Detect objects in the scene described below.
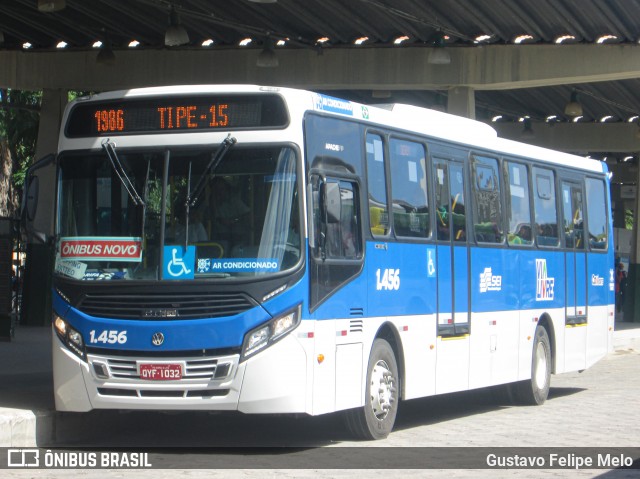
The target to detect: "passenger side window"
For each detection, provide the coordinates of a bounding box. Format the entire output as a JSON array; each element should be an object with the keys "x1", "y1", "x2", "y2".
[
  {"x1": 324, "y1": 180, "x2": 362, "y2": 259},
  {"x1": 472, "y1": 155, "x2": 503, "y2": 243},
  {"x1": 366, "y1": 133, "x2": 389, "y2": 236},
  {"x1": 561, "y1": 182, "x2": 585, "y2": 250},
  {"x1": 390, "y1": 139, "x2": 429, "y2": 238},
  {"x1": 533, "y1": 167, "x2": 559, "y2": 247},
  {"x1": 585, "y1": 178, "x2": 608, "y2": 250},
  {"x1": 433, "y1": 161, "x2": 451, "y2": 241},
  {"x1": 505, "y1": 161, "x2": 532, "y2": 245}
]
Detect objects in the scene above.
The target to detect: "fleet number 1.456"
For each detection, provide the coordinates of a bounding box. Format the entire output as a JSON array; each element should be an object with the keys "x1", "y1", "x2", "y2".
[
  {"x1": 376, "y1": 268, "x2": 400, "y2": 291},
  {"x1": 89, "y1": 330, "x2": 128, "y2": 344}
]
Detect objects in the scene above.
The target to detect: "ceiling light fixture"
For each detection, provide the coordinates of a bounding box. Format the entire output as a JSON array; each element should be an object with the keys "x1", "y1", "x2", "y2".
[
  {"x1": 56, "y1": 41, "x2": 67, "y2": 48},
  {"x1": 521, "y1": 118, "x2": 534, "y2": 139},
  {"x1": 257, "y1": 37, "x2": 278, "y2": 67},
  {"x1": 22, "y1": 42, "x2": 33, "y2": 49},
  {"x1": 92, "y1": 40, "x2": 102, "y2": 48},
  {"x1": 428, "y1": 31, "x2": 450, "y2": 65},
  {"x1": 202, "y1": 39, "x2": 214, "y2": 47},
  {"x1": 514, "y1": 34, "x2": 534, "y2": 44},
  {"x1": 596, "y1": 34, "x2": 618, "y2": 44},
  {"x1": 555, "y1": 35, "x2": 576, "y2": 44},
  {"x1": 38, "y1": 0, "x2": 65, "y2": 12},
  {"x1": 564, "y1": 91, "x2": 583, "y2": 117},
  {"x1": 165, "y1": 6, "x2": 189, "y2": 46},
  {"x1": 316, "y1": 37, "x2": 330, "y2": 44},
  {"x1": 239, "y1": 38, "x2": 252, "y2": 46},
  {"x1": 475, "y1": 34, "x2": 493, "y2": 43},
  {"x1": 354, "y1": 36, "x2": 369, "y2": 45},
  {"x1": 96, "y1": 38, "x2": 115, "y2": 65},
  {"x1": 491, "y1": 115, "x2": 503, "y2": 122},
  {"x1": 394, "y1": 35, "x2": 410, "y2": 45}
]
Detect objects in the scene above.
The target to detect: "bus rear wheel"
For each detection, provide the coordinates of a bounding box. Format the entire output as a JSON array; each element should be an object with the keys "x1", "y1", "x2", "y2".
[
  {"x1": 512, "y1": 326, "x2": 551, "y2": 405},
  {"x1": 344, "y1": 338, "x2": 399, "y2": 440}
]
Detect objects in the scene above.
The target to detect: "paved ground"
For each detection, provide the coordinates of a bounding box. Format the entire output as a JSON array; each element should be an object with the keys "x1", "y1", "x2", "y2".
[{"x1": 1, "y1": 322, "x2": 639, "y2": 478}]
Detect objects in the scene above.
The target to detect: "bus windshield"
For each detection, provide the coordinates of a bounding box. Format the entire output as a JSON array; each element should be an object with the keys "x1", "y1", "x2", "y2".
[{"x1": 55, "y1": 145, "x2": 301, "y2": 281}]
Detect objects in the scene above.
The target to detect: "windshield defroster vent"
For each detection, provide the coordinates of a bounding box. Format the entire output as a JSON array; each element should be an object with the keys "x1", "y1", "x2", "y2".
[{"x1": 77, "y1": 292, "x2": 257, "y2": 320}]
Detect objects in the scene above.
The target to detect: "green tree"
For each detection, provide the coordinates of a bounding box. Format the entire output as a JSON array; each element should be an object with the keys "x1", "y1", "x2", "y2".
[{"x1": 0, "y1": 89, "x2": 41, "y2": 187}]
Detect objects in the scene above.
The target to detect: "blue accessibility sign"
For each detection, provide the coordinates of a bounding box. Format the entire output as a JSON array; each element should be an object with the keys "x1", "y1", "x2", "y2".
[{"x1": 163, "y1": 245, "x2": 195, "y2": 280}]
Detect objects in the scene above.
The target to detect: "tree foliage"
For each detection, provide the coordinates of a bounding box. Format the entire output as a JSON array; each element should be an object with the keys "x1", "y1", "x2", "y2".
[{"x1": 0, "y1": 89, "x2": 41, "y2": 187}]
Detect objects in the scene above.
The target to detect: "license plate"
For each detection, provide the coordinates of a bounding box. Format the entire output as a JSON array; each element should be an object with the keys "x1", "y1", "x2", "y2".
[{"x1": 139, "y1": 363, "x2": 182, "y2": 380}]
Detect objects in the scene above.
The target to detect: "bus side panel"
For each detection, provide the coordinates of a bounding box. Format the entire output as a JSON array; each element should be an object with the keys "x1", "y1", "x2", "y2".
[
  {"x1": 518, "y1": 250, "x2": 566, "y2": 376},
  {"x1": 469, "y1": 247, "x2": 520, "y2": 389},
  {"x1": 366, "y1": 242, "x2": 438, "y2": 400},
  {"x1": 585, "y1": 252, "x2": 613, "y2": 368}
]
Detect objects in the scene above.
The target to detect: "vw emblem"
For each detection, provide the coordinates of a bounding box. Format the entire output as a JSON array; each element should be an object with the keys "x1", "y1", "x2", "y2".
[{"x1": 151, "y1": 332, "x2": 165, "y2": 346}]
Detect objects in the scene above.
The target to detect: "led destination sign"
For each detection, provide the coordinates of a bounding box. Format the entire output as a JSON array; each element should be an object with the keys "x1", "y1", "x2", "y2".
[{"x1": 66, "y1": 94, "x2": 288, "y2": 137}]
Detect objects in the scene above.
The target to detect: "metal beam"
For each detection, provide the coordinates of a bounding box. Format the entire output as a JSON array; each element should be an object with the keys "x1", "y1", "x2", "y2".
[
  {"x1": 2, "y1": 43, "x2": 640, "y2": 91},
  {"x1": 492, "y1": 122, "x2": 640, "y2": 153}
]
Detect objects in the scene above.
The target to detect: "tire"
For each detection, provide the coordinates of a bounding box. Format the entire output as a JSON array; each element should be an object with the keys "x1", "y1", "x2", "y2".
[
  {"x1": 512, "y1": 326, "x2": 551, "y2": 405},
  {"x1": 344, "y1": 338, "x2": 400, "y2": 440}
]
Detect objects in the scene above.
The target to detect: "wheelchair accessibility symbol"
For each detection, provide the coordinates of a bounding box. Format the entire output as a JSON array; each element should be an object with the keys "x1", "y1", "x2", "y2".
[{"x1": 163, "y1": 246, "x2": 195, "y2": 280}]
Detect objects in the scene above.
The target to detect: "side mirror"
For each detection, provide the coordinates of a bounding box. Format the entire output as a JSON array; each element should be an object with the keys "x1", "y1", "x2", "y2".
[
  {"x1": 21, "y1": 154, "x2": 56, "y2": 243},
  {"x1": 25, "y1": 175, "x2": 39, "y2": 221}
]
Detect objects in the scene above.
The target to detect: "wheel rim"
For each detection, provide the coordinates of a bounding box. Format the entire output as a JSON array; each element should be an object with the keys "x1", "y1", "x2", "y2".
[
  {"x1": 534, "y1": 341, "x2": 548, "y2": 390},
  {"x1": 370, "y1": 359, "x2": 396, "y2": 420}
]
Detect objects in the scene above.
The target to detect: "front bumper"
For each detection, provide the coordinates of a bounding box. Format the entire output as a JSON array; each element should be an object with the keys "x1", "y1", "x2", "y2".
[{"x1": 52, "y1": 328, "x2": 308, "y2": 413}]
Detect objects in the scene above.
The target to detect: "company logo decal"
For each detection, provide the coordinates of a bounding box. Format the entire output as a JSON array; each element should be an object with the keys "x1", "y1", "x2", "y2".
[
  {"x1": 479, "y1": 267, "x2": 502, "y2": 293},
  {"x1": 151, "y1": 332, "x2": 165, "y2": 346},
  {"x1": 312, "y1": 93, "x2": 354, "y2": 116},
  {"x1": 536, "y1": 259, "x2": 555, "y2": 301},
  {"x1": 609, "y1": 268, "x2": 615, "y2": 291},
  {"x1": 591, "y1": 274, "x2": 604, "y2": 287}
]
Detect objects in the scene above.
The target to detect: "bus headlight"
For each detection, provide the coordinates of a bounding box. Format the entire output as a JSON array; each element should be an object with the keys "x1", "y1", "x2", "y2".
[
  {"x1": 53, "y1": 313, "x2": 86, "y2": 361},
  {"x1": 241, "y1": 305, "x2": 301, "y2": 361}
]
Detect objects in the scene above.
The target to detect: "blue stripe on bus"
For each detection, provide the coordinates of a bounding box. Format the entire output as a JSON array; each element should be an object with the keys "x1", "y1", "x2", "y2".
[{"x1": 310, "y1": 241, "x2": 613, "y2": 321}]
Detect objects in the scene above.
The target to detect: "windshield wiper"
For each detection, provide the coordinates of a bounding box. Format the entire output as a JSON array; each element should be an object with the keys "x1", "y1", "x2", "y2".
[
  {"x1": 183, "y1": 135, "x2": 237, "y2": 248},
  {"x1": 186, "y1": 135, "x2": 237, "y2": 208},
  {"x1": 101, "y1": 139, "x2": 145, "y2": 206}
]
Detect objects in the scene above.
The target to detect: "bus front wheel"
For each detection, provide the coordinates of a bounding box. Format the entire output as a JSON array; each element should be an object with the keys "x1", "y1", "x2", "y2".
[
  {"x1": 512, "y1": 326, "x2": 551, "y2": 405},
  {"x1": 344, "y1": 338, "x2": 399, "y2": 440}
]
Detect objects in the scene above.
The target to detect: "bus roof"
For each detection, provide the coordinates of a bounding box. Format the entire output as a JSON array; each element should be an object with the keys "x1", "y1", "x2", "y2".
[{"x1": 69, "y1": 84, "x2": 605, "y2": 175}]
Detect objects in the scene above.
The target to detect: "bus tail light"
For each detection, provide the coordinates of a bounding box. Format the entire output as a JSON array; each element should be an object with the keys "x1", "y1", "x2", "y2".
[
  {"x1": 240, "y1": 305, "x2": 301, "y2": 361},
  {"x1": 53, "y1": 313, "x2": 86, "y2": 361}
]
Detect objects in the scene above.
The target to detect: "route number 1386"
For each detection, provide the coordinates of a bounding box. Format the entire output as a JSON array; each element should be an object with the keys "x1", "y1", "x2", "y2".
[{"x1": 376, "y1": 268, "x2": 400, "y2": 291}]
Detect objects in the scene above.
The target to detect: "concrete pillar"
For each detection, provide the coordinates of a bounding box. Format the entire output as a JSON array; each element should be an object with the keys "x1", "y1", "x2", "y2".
[
  {"x1": 447, "y1": 86, "x2": 476, "y2": 119},
  {"x1": 22, "y1": 89, "x2": 66, "y2": 326},
  {"x1": 624, "y1": 162, "x2": 640, "y2": 322},
  {"x1": 35, "y1": 89, "x2": 67, "y2": 159}
]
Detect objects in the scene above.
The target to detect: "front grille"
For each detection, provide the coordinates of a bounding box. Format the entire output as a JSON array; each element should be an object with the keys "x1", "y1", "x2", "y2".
[
  {"x1": 103, "y1": 357, "x2": 225, "y2": 380},
  {"x1": 77, "y1": 291, "x2": 256, "y2": 320},
  {"x1": 97, "y1": 388, "x2": 230, "y2": 398}
]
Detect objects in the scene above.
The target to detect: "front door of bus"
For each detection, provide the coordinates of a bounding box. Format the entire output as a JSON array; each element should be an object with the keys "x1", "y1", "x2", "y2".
[
  {"x1": 561, "y1": 180, "x2": 587, "y2": 323},
  {"x1": 433, "y1": 159, "x2": 470, "y2": 335}
]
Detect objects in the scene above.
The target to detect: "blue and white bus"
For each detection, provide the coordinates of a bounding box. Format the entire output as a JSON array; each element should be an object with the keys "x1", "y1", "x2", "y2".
[{"x1": 23, "y1": 85, "x2": 614, "y2": 440}]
